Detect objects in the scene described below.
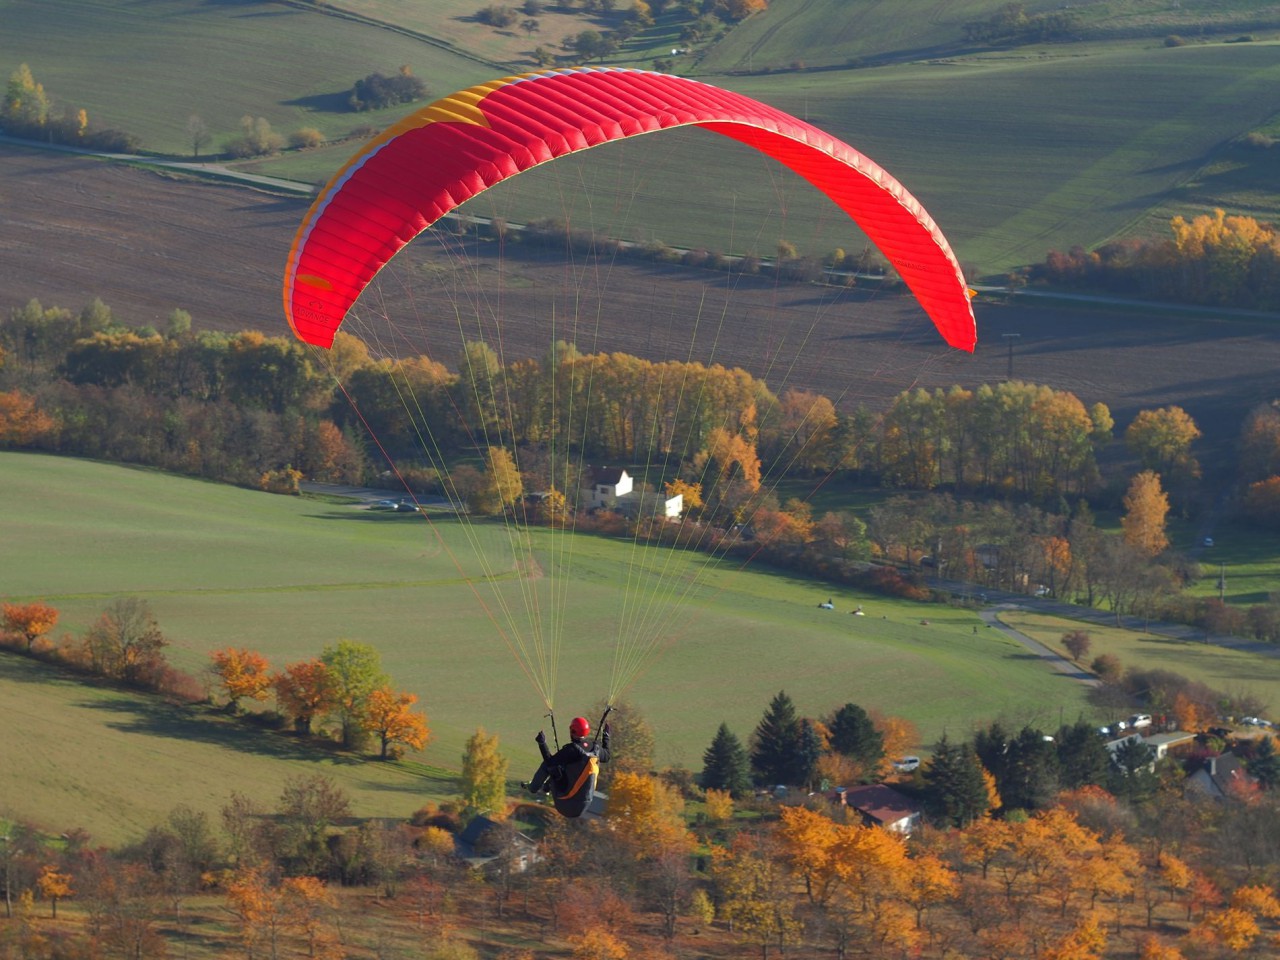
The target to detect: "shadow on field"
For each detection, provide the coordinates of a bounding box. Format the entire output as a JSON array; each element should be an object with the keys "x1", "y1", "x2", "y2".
[
  {"x1": 282, "y1": 91, "x2": 353, "y2": 113},
  {"x1": 78, "y1": 696, "x2": 360, "y2": 763}
]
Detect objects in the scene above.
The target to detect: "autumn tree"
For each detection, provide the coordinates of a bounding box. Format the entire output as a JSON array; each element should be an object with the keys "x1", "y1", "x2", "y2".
[
  {"x1": 0, "y1": 390, "x2": 57, "y2": 447},
  {"x1": 1243, "y1": 476, "x2": 1280, "y2": 529},
  {"x1": 1240, "y1": 402, "x2": 1280, "y2": 482},
  {"x1": 712, "y1": 832, "x2": 800, "y2": 957},
  {"x1": 701, "y1": 722, "x2": 753, "y2": 797},
  {"x1": 471, "y1": 445, "x2": 523, "y2": 516},
  {"x1": 276, "y1": 775, "x2": 351, "y2": 876},
  {"x1": 1, "y1": 601, "x2": 58, "y2": 652},
  {"x1": 83, "y1": 597, "x2": 168, "y2": 685},
  {"x1": 1062, "y1": 629, "x2": 1092, "y2": 662},
  {"x1": 35, "y1": 865, "x2": 71, "y2": 918},
  {"x1": 459, "y1": 727, "x2": 509, "y2": 822},
  {"x1": 3, "y1": 64, "x2": 50, "y2": 129},
  {"x1": 1121, "y1": 470, "x2": 1170, "y2": 557},
  {"x1": 320, "y1": 640, "x2": 388, "y2": 749},
  {"x1": 607, "y1": 771, "x2": 690, "y2": 853},
  {"x1": 1126, "y1": 406, "x2": 1201, "y2": 492},
  {"x1": 273, "y1": 659, "x2": 332, "y2": 735},
  {"x1": 210, "y1": 647, "x2": 272, "y2": 713},
  {"x1": 592, "y1": 697, "x2": 655, "y2": 783},
  {"x1": 364, "y1": 686, "x2": 430, "y2": 759}
]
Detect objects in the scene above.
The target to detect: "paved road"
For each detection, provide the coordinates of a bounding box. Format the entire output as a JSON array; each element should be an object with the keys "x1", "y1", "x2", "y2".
[
  {"x1": 934, "y1": 574, "x2": 1280, "y2": 661},
  {"x1": 980, "y1": 605, "x2": 1099, "y2": 688}
]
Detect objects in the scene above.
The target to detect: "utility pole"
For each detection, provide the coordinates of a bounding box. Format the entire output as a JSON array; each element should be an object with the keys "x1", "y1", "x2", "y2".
[
  {"x1": 1218, "y1": 564, "x2": 1226, "y2": 601},
  {"x1": 1002, "y1": 333, "x2": 1021, "y2": 380}
]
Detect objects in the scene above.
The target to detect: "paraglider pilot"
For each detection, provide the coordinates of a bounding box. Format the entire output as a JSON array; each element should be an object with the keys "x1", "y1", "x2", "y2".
[{"x1": 524, "y1": 715, "x2": 610, "y2": 818}]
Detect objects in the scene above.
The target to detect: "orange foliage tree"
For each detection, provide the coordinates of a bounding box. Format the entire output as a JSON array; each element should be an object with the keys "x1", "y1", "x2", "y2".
[
  {"x1": 2, "y1": 601, "x2": 58, "y2": 652},
  {"x1": 35, "y1": 865, "x2": 72, "y2": 919},
  {"x1": 273, "y1": 659, "x2": 332, "y2": 735},
  {"x1": 210, "y1": 647, "x2": 273, "y2": 712},
  {"x1": 363, "y1": 687, "x2": 430, "y2": 759},
  {"x1": 0, "y1": 389, "x2": 57, "y2": 446}
]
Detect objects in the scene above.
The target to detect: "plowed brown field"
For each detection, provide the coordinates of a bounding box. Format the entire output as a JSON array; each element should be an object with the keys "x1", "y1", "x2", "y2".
[{"x1": 3, "y1": 145, "x2": 1277, "y2": 457}]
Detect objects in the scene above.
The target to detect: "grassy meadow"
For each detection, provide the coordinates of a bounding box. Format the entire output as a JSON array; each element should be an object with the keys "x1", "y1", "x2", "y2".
[
  {"x1": 1, "y1": 1, "x2": 1278, "y2": 274},
  {"x1": 3, "y1": 450, "x2": 1102, "y2": 839},
  {"x1": 999, "y1": 609, "x2": 1280, "y2": 715}
]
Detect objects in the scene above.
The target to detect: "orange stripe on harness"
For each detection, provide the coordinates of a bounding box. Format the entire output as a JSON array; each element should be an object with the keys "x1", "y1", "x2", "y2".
[{"x1": 557, "y1": 757, "x2": 598, "y2": 800}]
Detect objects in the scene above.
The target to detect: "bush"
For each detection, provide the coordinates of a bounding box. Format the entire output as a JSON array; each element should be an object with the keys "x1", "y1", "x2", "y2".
[
  {"x1": 289, "y1": 127, "x2": 324, "y2": 150},
  {"x1": 1164, "y1": 34, "x2": 1187, "y2": 47},
  {"x1": 224, "y1": 116, "x2": 284, "y2": 159},
  {"x1": 476, "y1": 4, "x2": 519, "y2": 27},
  {"x1": 348, "y1": 71, "x2": 428, "y2": 112}
]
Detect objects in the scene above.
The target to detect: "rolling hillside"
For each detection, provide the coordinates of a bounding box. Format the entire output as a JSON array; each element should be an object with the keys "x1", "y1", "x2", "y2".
[
  {"x1": 1, "y1": 0, "x2": 1278, "y2": 273},
  {"x1": 2, "y1": 451, "x2": 1101, "y2": 839}
]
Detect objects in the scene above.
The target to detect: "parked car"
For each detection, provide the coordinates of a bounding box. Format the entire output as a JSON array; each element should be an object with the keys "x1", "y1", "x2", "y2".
[
  {"x1": 1202, "y1": 537, "x2": 1214, "y2": 547},
  {"x1": 1241, "y1": 716, "x2": 1272, "y2": 727},
  {"x1": 893, "y1": 756, "x2": 921, "y2": 773},
  {"x1": 1129, "y1": 714, "x2": 1152, "y2": 728}
]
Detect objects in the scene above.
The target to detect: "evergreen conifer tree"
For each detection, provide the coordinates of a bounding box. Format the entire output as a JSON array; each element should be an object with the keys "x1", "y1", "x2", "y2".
[
  {"x1": 1055, "y1": 718, "x2": 1111, "y2": 790},
  {"x1": 827, "y1": 702, "x2": 884, "y2": 776},
  {"x1": 1248, "y1": 736, "x2": 1280, "y2": 790},
  {"x1": 797, "y1": 718, "x2": 824, "y2": 789},
  {"x1": 701, "y1": 722, "x2": 753, "y2": 797},
  {"x1": 750, "y1": 690, "x2": 802, "y2": 786},
  {"x1": 922, "y1": 734, "x2": 990, "y2": 827}
]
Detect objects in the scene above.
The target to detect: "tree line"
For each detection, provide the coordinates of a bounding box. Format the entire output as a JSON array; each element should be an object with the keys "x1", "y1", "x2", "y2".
[
  {"x1": 7, "y1": 680, "x2": 1280, "y2": 958},
  {"x1": 0, "y1": 600, "x2": 429, "y2": 761},
  {"x1": 5, "y1": 292, "x2": 1278, "y2": 637},
  {"x1": 1029, "y1": 208, "x2": 1280, "y2": 312}
]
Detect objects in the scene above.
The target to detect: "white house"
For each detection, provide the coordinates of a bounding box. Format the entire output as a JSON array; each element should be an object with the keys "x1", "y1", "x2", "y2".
[
  {"x1": 585, "y1": 467, "x2": 682, "y2": 519},
  {"x1": 586, "y1": 466, "x2": 633, "y2": 509}
]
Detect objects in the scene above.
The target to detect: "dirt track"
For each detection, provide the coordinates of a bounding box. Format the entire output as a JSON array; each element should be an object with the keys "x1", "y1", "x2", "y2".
[{"x1": 3, "y1": 144, "x2": 1277, "y2": 455}]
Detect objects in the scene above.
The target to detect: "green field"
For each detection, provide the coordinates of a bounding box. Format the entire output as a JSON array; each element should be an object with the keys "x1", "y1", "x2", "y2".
[
  {"x1": 999, "y1": 610, "x2": 1280, "y2": 715},
  {"x1": 697, "y1": 0, "x2": 1280, "y2": 73},
  {"x1": 2, "y1": 0, "x2": 1279, "y2": 274},
  {"x1": 0, "y1": 0, "x2": 496, "y2": 155},
  {"x1": 2, "y1": 451, "x2": 1102, "y2": 838}
]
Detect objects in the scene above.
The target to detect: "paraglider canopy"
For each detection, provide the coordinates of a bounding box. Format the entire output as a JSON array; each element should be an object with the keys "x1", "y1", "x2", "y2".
[{"x1": 284, "y1": 67, "x2": 976, "y2": 353}]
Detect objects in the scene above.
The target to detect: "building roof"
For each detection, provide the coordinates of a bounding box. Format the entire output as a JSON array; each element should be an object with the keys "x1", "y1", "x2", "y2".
[
  {"x1": 1185, "y1": 752, "x2": 1254, "y2": 801},
  {"x1": 839, "y1": 784, "x2": 921, "y2": 826},
  {"x1": 591, "y1": 466, "x2": 629, "y2": 485}
]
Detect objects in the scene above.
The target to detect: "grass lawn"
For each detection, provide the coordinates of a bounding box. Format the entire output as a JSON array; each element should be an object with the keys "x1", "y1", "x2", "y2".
[
  {"x1": 0, "y1": 0, "x2": 495, "y2": 155},
  {"x1": 998, "y1": 609, "x2": 1280, "y2": 715},
  {"x1": 0, "y1": 651, "x2": 459, "y2": 846},
  {"x1": 3, "y1": 450, "x2": 1101, "y2": 838},
  {"x1": 250, "y1": 40, "x2": 1280, "y2": 277},
  {"x1": 5, "y1": 1, "x2": 1279, "y2": 274}
]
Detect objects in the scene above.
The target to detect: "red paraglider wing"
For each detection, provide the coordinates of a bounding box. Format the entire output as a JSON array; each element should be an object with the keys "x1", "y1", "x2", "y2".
[{"x1": 284, "y1": 67, "x2": 976, "y2": 352}]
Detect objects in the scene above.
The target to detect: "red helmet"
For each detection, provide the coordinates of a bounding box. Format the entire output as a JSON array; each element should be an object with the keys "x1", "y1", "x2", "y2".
[{"x1": 569, "y1": 717, "x2": 591, "y2": 740}]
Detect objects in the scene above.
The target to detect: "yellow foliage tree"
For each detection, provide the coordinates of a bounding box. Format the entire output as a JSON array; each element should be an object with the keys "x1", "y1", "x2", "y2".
[
  {"x1": 36, "y1": 865, "x2": 72, "y2": 918},
  {"x1": 702, "y1": 788, "x2": 734, "y2": 825},
  {"x1": 607, "y1": 771, "x2": 689, "y2": 851},
  {"x1": 1196, "y1": 907, "x2": 1260, "y2": 951},
  {"x1": 1122, "y1": 470, "x2": 1170, "y2": 557}
]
